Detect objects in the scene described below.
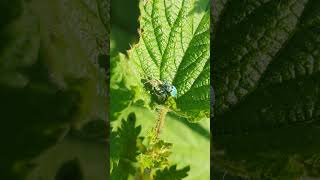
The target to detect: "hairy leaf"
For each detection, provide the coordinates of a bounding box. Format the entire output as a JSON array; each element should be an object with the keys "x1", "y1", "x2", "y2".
[
  {"x1": 111, "y1": 0, "x2": 210, "y2": 122},
  {"x1": 213, "y1": 0, "x2": 320, "y2": 178}
]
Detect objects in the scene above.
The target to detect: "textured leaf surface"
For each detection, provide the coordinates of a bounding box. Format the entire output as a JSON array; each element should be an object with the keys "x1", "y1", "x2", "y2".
[
  {"x1": 213, "y1": 0, "x2": 320, "y2": 178},
  {"x1": 112, "y1": 0, "x2": 211, "y2": 122}
]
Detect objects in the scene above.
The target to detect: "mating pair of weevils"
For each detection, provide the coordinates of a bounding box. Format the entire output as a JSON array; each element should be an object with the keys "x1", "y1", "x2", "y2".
[{"x1": 143, "y1": 78, "x2": 177, "y2": 102}]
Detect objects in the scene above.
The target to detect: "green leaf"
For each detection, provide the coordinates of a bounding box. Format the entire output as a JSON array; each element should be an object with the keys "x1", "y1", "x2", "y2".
[
  {"x1": 110, "y1": 111, "x2": 199, "y2": 180},
  {"x1": 213, "y1": 0, "x2": 320, "y2": 178},
  {"x1": 110, "y1": 54, "x2": 150, "y2": 121},
  {"x1": 110, "y1": 113, "x2": 142, "y2": 180},
  {"x1": 111, "y1": 0, "x2": 210, "y2": 122},
  {"x1": 116, "y1": 106, "x2": 210, "y2": 180},
  {"x1": 137, "y1": 131, "x2": 173, "y2": 171},
  {"x1": 155, "y1": 165, "x2": 190, "y2": 180}
]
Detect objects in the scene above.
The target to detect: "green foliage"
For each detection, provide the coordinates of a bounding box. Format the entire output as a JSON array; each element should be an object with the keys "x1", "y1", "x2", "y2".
[
  {"x1": 130, "y1": 106, "x2": 210, "y2": 180},
  {"x1": 110, "y1": 113, "x2": 141, "y2": 179},
  {"x1": 154, "y1": 165, "x2": 190, "y2": 180},
  {"x1": 137, "y1": 129, "x2": 172, "y2": 171},
  {"x1": 110, "y1": 0, "x2": 210, "y2": 179},
  {"x1": 213, "y1": 0, "x2": 320, "y2": 179},
  {"x1": 110, "y1": 54, "x2": 150, "y2": 121},
  {"x1": 110, "y1": 113, "x2": 190, "y2": 180},
  {"x1": 111, "y1": 0, "x2": 210, "y2": 122}
]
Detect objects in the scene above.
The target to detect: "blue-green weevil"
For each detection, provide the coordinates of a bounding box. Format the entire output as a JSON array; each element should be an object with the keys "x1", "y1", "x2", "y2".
[
  {"x1": 144, "y1": 78, "x2": 177, "y2": 101},
  {"x1": 160, "y1": 81, "x2": 177, "y2": 98}
]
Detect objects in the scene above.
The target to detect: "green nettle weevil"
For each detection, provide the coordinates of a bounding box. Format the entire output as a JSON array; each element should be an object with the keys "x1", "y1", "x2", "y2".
[
  {"x1": 143, "y1": 78, "x2": 177, "y2": 102},
  {"x1": 160, "y1": 81, "x2": 177, "y2": 98}
]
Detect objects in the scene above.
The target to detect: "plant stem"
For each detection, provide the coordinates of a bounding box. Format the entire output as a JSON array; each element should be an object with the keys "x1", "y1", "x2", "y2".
[{"x1": 155, "y1": 107, "x2": 169, "y2": 138}]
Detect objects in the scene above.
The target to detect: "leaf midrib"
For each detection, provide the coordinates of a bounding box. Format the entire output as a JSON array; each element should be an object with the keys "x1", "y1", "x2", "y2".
[{"x1": 159, "y1": 0, "x2": 186, "y2": 80}]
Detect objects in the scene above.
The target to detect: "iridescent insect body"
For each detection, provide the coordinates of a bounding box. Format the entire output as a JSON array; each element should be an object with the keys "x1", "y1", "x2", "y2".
[
  {"x1": 143, "y1": 78, "x2": 177, "y2": 102},
  {"x1": 160, "y1": 81, "x2": 177, "y2": 98}
]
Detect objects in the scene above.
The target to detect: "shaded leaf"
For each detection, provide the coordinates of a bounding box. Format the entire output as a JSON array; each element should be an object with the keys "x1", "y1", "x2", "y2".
[
  {"x1": 154, "y1": 165, "x2": 190, "y2": 180},
  {"x1": 213, "y1": 0, "x2": 320, "y2": 178}
]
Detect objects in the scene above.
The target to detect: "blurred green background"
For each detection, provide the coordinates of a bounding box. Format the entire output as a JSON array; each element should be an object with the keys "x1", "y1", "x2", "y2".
[
  {"x1": 110, "y1": 0, "x2": 139, "y2": 57},
  {"x1": 0, "y1": 0, "x2": 109, "y2": 179}
]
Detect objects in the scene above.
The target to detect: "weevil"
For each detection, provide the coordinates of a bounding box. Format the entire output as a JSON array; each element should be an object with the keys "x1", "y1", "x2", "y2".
[
  {"x1": 143, "y1": 78, "x2": 177, "y2": 102},
  {"x1": 160, "y1": 81, "x2": 177, "y2": 98}
]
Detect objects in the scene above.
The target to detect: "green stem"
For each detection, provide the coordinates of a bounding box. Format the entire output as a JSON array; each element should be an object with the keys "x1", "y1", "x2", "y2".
[{"x1": 155, "y1": 107, "x2": 169, "y2": 138}]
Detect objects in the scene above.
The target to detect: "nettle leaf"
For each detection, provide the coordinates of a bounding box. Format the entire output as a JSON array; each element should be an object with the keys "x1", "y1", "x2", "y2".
[
  {"x1": 213, "y1": 0, "x2": 320, "y2": 179},
  {"x1": 123, "y1": 0, "x2": 210, "y2": 122},
  {"x1": 110, "y1": 54, "x2": 150, "y2": 121},
  {"x1": 120, "y1": 106, "x2": 210, "y2": 180},
  {"x1": 154, "y1": 165, "x2": 190, "y2": 180},
  {"x1": 110, "y1": 113, "x2": 141, "y2": 180}
]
